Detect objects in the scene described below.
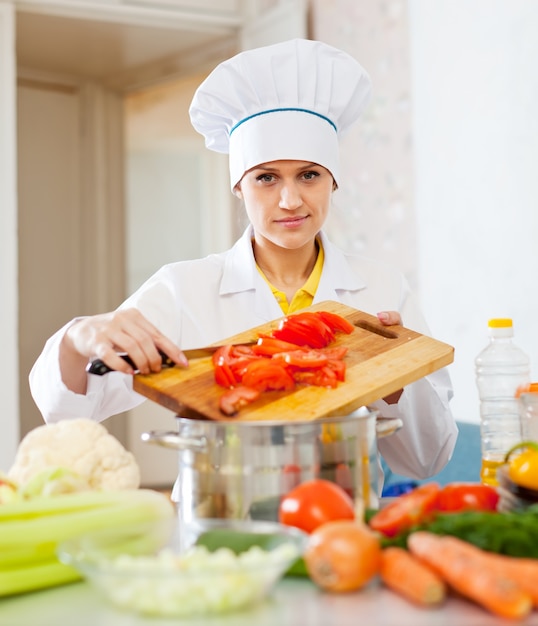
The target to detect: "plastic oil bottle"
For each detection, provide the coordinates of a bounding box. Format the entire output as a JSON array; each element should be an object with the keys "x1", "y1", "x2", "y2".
[{"x1": 475, "y1": 318, "x2": 530, "y2": 486}]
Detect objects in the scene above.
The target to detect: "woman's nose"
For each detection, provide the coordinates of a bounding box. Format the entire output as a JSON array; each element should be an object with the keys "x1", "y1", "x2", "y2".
[{"x1": 279, "y1": 183, "x2": 302, "y2": 210}]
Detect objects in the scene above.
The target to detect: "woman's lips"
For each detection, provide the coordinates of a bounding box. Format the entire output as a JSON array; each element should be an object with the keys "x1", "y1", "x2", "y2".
[{"x1": 276, "y1": 216, "x2": 308, "y2": 227}]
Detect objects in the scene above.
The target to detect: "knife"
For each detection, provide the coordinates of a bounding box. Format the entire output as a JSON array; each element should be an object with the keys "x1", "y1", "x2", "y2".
[
  {"x1": 87, "y1": 346, "x2": 223, "y2": 376},
  {"x1": 86, "y1": 343, "x2": 257, "y2": 376}
]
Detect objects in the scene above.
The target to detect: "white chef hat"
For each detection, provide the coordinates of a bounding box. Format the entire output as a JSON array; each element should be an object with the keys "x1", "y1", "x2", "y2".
[{"x1": 189, "y1": 38, "x2": 372, "y2": 190}]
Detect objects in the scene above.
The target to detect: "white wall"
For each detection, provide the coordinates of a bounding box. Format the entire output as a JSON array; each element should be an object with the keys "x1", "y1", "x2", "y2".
[
  {"x1": 0, "y1": 2, "x2": 19, "y2": 470},
  {"x1": 410, "y1": 0, "x2": 538, "y2": 423}
]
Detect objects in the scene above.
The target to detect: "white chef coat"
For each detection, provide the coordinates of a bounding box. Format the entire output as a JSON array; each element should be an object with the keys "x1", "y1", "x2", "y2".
[{"x1": 30, "y1": 226, "x2": 458, "y2": 480}]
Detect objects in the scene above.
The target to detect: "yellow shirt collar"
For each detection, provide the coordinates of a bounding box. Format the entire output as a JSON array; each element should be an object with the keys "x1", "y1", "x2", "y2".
[{"x1": 257, "y1": 239, "x2": 324, "y2": 314}]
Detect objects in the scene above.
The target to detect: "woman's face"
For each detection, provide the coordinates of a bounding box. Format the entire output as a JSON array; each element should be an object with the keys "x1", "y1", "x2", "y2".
[{"x1": 235, "y1": 160, "x2": 334, "y2": 250}]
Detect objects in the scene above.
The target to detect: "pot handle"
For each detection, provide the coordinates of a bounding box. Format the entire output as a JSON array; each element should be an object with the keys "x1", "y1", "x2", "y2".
[
  {"x1": 141, "y1": 430, "x2": 207, "y2": 451},
  {"x1": 376, "y1": 417, "x2": 403, "y2": 438}
]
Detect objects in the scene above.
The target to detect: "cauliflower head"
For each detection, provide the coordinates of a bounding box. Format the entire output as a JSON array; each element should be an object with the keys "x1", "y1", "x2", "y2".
[{"x1": 8, "y1": 418, "x2": 141, "y2": 491}]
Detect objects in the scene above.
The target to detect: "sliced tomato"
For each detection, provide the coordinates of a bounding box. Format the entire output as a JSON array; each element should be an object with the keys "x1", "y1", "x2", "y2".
[
  {"x1": 315, "y1": 366, "x2": 339, "y2": 388},
  {"x1": 212, "y1": 310, "x2": 353, "y2": 414},
  {"x1": 325, "y1": 358, "x2": 346, "y2": 382},
  {"x1": 293, "y1": 370, "x2": 320, "y2": 386},
  {"x1": 275, "y1": 323, "x2": 328, "y2": 348},
  {"x1": 272, "y1": 311, "x2": 336, "y2": 349},
  {"x1": 289, "y1": 312, "x2": 336, "y2": 344},
  {"x1": 212, "y1": 346, "x2": 239, "y2": 388},
  {"x1": 241, "y1": 359, "x2": 296, "y2": 392},
  {"x1": 319, "y1": 346, "x2": 349, "y2": 360},
  {"x1": 218, "y1": 385, "x2": 260, "y2": 416},
  {"x1": 212, "y1": 344, "x2": 259, "y2": 364},
  {"x1": 436, "y1": 483, "x2": 499, "y2": 512},
  {"x1": 214, "y1": 365, "x2": 236, "y2": 388},
  {"x1": 282, "y1": 311, "x2": 334, "y2": 348},
  {"x1": 272, "y1": 349, "x2": 329, "y2": 369},
  {"x1": 212, "y1": 344, "x2": 262, "y2": 386},
  {"x1": 315, "y1": 311, "x2": 355, "y2": 335},
  {"x1": 228, "y1": 354, "x2": 263, "y2": 380},
  {"x1": 271, "y1": 321, "x2": 324, "y2": 348},
  {"x1": 228, "y1": 344, "x2": 259, "y2": 358},
  {"x1": 212, "y1": 345, "x2": 230, "y2": 367},
  {"x1": 252, "y1": 336, "x2": 306, "y2": 356},
  {"x1": 293, "y1": 366, "x2": 339, "y2": 388},
  {"x1": 230, "y1": 361, "x2": 259, "y2": 380},
  {"x1": 368, "y1": 482, "x2": 441, "y2": 537}
]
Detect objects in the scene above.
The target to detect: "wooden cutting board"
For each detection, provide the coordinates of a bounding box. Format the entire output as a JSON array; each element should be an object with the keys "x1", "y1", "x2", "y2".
[{"x1": 133, "y1": 301, "x2": 454, "y2": 422}]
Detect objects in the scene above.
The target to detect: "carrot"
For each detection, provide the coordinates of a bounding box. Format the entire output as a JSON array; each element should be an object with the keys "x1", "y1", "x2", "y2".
[
  {"x1": 485, "y1": 555, "x2": 538, "y2": 607},
  {"x1": 421, "y1": 535, "x2": 538, "y2": 608},
  {"x1": 407, "y1": 531, "x2": 532, "y2": 620},
  {"x1": 380, "y1": 547, "x2": 446, "y2": 607}
]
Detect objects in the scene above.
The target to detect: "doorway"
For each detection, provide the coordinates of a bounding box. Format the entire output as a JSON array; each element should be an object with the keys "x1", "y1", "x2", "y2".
[{"x1": 15, "y1": 6, "x2": 239, "y2": 450}]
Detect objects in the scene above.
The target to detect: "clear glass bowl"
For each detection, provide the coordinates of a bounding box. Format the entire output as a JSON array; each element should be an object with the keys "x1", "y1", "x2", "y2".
[
  {"x1": 57, "y1": 518, "x2": 307, "y2": 618},
  {"x1": 497, "y1": 465, "x2": 538, "y2": 512}
]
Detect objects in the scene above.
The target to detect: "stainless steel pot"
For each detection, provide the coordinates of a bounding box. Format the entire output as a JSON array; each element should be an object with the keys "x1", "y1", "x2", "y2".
[{"x1": 142, "y1": 407, "x2": 401, "y2": 531}]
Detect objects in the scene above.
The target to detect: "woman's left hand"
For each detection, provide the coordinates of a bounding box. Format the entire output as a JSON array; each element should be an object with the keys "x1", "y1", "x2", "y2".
[
  {"x1": 377, "y1": 311, "x2": 403, "y2": 404},
  {"x1": 376, "y1": 311, "x2": 402, "y2": 326}
]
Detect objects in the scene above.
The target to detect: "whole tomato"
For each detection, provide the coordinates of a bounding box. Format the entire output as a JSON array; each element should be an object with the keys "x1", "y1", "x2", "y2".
[
  {"x1": 436, "y1": 483, "x2": 499, "y2": 512},
  {"x1": 278, "y1": 479, "x2": 355, "y2": 533},
  {"x1": 304, "y1": 520, "x2": 381, "y2": 592}
]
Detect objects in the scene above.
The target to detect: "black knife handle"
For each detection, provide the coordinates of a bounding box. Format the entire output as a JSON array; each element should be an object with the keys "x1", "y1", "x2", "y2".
[{"x1": 86, "y1": 350, "x2": 173, "y2": 375}]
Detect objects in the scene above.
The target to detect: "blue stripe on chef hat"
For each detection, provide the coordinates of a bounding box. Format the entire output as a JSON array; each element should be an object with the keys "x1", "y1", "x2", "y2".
[
  {"x1": 189, "y1": 38, "x2": 372, "y2": 190},
  {"x1": 230, "y1": 107, "x2": 337, "y2": 135}
]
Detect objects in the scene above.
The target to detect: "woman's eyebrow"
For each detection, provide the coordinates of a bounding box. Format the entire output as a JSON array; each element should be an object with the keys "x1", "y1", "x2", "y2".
[{"x1": 255, "y1": 162, "x2": 319, "y2": 172}]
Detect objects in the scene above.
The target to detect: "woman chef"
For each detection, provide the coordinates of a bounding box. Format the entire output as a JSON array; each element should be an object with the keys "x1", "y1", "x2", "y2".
[{"x1": 30, "y1": 39, "x2": 457, "y2": 483}]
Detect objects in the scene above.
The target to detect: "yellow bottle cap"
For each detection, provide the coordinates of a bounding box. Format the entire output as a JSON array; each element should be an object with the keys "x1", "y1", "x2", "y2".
[{"x1": 488, "y1": 318, "x2": 513, "y2": 328}]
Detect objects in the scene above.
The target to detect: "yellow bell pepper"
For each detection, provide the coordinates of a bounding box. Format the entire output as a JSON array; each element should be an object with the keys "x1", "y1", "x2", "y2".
[{"x1": 504, "y1": 442, "x2": 538, "y2": 490}]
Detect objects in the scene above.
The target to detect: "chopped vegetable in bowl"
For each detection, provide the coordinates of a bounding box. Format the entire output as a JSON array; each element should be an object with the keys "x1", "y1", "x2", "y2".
[{"x1": 58, "y1": 519, "x2": 306, "y2": 617}]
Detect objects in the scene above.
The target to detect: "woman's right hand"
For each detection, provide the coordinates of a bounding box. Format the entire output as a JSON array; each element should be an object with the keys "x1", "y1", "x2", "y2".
[{"x1": 60, "y1": 308, "x2": 188, "y2": 393}]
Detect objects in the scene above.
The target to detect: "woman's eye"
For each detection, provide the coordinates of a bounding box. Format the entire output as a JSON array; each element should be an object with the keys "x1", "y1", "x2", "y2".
[
  {"x1": 302, "y1": 171, "x2": 320, "y2": 180},
  {"x1": 256, "y1": 174, "x2": 275, "y2": 183}
]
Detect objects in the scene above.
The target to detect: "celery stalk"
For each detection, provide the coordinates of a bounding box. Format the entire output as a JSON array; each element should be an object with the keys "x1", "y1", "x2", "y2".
[
  {"x1": 0, "y1": 541, "x2": 56, "y2": 568},
  {"x1": 0, "y1": 488, "x2": 163, "y2": 521},
  {"x1": 0, "y1": 559, "x2": 81, "y2": 596},
  {"x1": 0, "y1": 490, "x2": 173, "y2": 546},
  {"x1": 0, "y1": 489, "x2": 174, "y2": 596}
]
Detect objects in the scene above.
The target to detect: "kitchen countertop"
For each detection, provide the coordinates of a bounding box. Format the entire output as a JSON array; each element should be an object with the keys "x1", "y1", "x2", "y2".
[{"x1": 3, "y1": 577, "x2": 538, "y2": 626}]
